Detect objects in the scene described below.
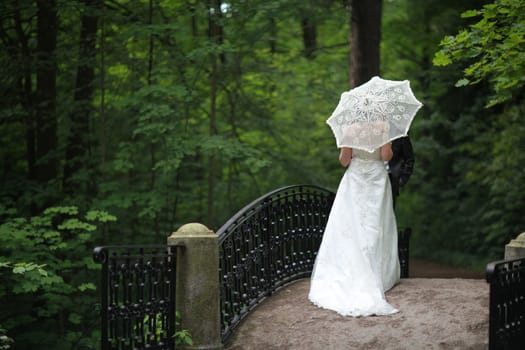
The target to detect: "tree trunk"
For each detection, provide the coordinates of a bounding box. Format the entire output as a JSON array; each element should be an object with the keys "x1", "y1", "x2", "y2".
[
  {"x1": 146, "y1": 0, "x2": 162, "y2": 238},
  {"x1": 207, "y1": 0, "x2": 222, "y2": 228},
  {"x1": 100, "y1": 2, "x2": 107, "y2": 164},
  {"x1": 190, "y1": 1, "x2": 198, "y2": 37},
  {"x1": 269, "y1": 18, "x2": 276, "y2": 54},
  {"x1": 302, "y1": 17, "x2": 317, "y2": 59},
  {"x1": 147, "y1": 0, "x2": 156, "y2": 191},
  {"x1": 35, "y1": 0, "x2": 58, "y2": 184},
  {"x1": 349, "y1": 0, "x2": 382, "y2": 88},
  {"x1": 63, "y1": 0, "x2": 102, "y2": 194},
  {"x1": 4, "y1": 3, "x2": 36, "y2": 181}
]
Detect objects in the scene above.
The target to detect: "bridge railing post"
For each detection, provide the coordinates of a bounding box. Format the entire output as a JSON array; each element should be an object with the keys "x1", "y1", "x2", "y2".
[
  {"x1": 168, "y1": 223, "x2": 223, "y2": 350},
  {"x1": 505, "y1": 232, "x2": 525, "y2": 260}
]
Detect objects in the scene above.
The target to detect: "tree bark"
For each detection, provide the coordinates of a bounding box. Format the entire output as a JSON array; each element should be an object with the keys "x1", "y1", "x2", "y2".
[
  {"x1": 63, "y1": 0, "x2": 102, "y2": 194},
  {"x1": 302, "y1": 17, "x2": 317, "y2": 59},
  {"x1": 207, "y1": 0, "x2": 222, "y2": 228},
  {"x1": 3, "y1": 3, "x2": 36, "y2": 181},
  {"x1": 100, "y1": 2, "x2": 107, "y2": 164},
  {"x1": 269, "y1": 18, "x2": 276, "y2": 54},
  {"x1": 35, "y1": 0, "x2": 58, "y2": 184},
  {"x1": 349, "y1": 0, "x2": 382, "y2": 88}
]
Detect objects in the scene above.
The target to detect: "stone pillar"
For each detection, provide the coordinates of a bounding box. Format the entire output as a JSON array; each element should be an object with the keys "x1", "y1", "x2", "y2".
[
  {"x1": 168, "y1": 223, "x2": 223, "y2": 350},
  {"x1": 504, "y1": 232, "x2": 525, "y2": 260}
]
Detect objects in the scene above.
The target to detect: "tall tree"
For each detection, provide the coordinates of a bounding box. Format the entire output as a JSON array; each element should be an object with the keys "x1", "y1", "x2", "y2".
[
  {"x1": 35, "y1": 0, "x2": 58, "y2": 186},
  {"x1": 0, "y1": 2, "x2": 36, "y2": 183},
  {"x1": 63, "y1": 0, "x2": 102, "y2": 195},
  {"x1": 349, "y1": 0, "x2": 382, "y2": 88},
  {"x1": 301, "y1": 7, "x2": 317, "y2": 59},
  {"x1": 207, "y1": 0, "x2": 223, "y2": 227}
]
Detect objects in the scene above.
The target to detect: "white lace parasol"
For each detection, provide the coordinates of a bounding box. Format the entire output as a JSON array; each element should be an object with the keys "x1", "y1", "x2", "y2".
[{"x1": 326, "y1": 76, "x2": 423, "y2": 152}]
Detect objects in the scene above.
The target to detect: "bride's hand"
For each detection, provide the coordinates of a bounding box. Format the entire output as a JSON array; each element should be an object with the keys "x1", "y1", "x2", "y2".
[{"x1": 380, "y1": 143, "x2": 393, "y2": 161}]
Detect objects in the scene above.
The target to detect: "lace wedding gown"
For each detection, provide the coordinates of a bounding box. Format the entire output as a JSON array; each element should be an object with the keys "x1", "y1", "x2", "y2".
[{"x1": 309, "y1": 148, "x2": 400, "y2": 317}]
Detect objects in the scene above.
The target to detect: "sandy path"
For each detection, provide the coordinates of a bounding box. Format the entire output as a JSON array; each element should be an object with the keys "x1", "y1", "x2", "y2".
[{"x1": 224, "y1": 277, "x2": 488, "y2": 350}]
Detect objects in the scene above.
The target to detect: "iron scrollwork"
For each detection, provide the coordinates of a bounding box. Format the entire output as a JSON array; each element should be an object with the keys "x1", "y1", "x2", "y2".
[
  {"x1": 92, "y1": 245, "x2": 176, "y2": 350},
  {"x1": 217, "y1": 184, "x2": 412, "y2": 343},
  {"x1": 486, "y1": 257, "x2": 525, "y2": 350},
  {"x1": 217, "y1": 185, "x2": 335, "y2": 342}
]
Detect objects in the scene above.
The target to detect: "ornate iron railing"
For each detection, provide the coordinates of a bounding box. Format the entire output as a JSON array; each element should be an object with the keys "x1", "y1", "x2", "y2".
[
  {"x1": 398, "y1": 227, "x2": 411, "y2": 279},
  {"x1": 92, "y1": 185, "x2": 412, "y2": 347},
  {"x1": 217, "y1": 185, "x2": 334, "y2": 341},
  {"x1": 486, "y1": 257, "x2": 525, "y2": 350},
  {"x1": 93, "y1": 245, "x2": 176, "y2": 350},
  {"x1": 216, "y1": 184, "x2": 411, "y2": 342}
]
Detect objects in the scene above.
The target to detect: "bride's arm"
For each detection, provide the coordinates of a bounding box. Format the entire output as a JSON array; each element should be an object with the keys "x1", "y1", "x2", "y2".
[
  {"x1": 339, "y1": 147, "x2": 352, "y2": 167},
  {"x1": 380, "y1": 143, "x2": 393, "y2": 161}
]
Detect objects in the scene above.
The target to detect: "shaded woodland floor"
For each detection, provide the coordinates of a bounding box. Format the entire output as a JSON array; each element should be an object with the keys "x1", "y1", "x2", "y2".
[{"x1": 409, "y1": 258, "x2": 485, "y2": 279}]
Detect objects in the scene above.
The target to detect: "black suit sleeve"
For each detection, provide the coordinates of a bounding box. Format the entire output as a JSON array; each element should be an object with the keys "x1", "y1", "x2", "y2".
[{"x1": 399, "y1": 137, "x2": 414, "y2": 186}]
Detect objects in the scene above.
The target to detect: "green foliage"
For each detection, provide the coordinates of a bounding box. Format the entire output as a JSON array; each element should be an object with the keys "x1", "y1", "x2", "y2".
[
  {"x1": 3, "y1": 0, "x2": 525, "y2": 345},
  {"x1": 134, "y1": 311, "x2": 193, "y2": 347},
  {"x1": 174, "y1": 311, "x2": 193, "y2": 347},
  {"x1": 433, "y1": 0, "x2": 525, "y2": 106},
  {"x1": 380, "y1": 0, "x2": 521, "y2": 268},
  {"x1": 403, "y1": 0, "x2": 525, "y2": 266},
  {"x1": 0, "y1": 326, "x2": 14, "y2": 350},
  {"x1": 175, "y1": 329, "x2": 193, "y2": 347},
  {"x1": 1, "y1": 1, "x2": 350, "y2": 346},
  {"x1": 0, "y1": 206, "x2": 111, "y2": 350},
  {"x1": 0, "y1": 261, "x2": 47, "y2": 350}
]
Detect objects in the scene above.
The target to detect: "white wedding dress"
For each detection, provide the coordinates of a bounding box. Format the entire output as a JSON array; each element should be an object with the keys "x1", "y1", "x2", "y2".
[{"x1": 309, "y1": 148, "x2": 400, "y2": 317}]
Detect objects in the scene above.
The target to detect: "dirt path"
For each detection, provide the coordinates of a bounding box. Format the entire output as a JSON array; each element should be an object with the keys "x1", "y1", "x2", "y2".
[{"x1": 224, "y1": 260, "x2": 488, "y2": 350}]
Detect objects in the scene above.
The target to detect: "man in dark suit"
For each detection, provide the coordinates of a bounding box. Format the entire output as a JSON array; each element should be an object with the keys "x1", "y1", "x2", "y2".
[{"x1": 389, "y1": 136, "x2": 414, "y2": 209}]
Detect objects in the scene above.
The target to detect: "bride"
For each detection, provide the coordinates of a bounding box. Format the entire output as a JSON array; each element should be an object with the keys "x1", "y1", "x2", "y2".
[{"x1": 308, "y1": 143, "x2": 400, "y2": 317}]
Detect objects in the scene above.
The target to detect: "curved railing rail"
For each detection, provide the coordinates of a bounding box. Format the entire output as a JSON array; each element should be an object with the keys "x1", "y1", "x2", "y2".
[
  {"x1": 486, "y1": 257, "x2": 525, "y2": 350},
  {"x1": 217, "y1": 184, "x2": 412, "y2": 342},
  {"x1": 217, "y1": 185, "x2": 335, "y2": 341}
]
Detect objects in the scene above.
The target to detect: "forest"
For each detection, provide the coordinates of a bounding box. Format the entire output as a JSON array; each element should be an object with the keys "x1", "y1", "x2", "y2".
[{"x1": 1, "y1": 0, "x2": 524, "y2": 348}]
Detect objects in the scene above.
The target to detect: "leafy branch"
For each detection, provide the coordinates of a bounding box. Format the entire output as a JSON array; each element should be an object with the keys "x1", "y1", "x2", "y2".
[{"x1": 433, "y1": 0, "x2": 525, "y2": 107}]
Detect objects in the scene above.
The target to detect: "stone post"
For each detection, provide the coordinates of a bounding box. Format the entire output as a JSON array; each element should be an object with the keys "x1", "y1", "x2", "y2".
[
  {"x1": 168, "y1": 223, "x2": 223, "y2": 350},
  {"x1": 504, "y1": 232, "x2": 525, "y2": 260}
]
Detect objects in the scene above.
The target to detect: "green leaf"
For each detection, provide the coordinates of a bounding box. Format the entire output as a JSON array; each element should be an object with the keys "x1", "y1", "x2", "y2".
[
  {"x1": 455, "y1": 78, "x2": 470, "y2": 87},
  {"x1": 43, "y1": 231, "x2": 60, "y2": 240},
  {"x1": 15, "y1": 280, "x2": 39, "y2": 293},
  {"x1": 85, "y1": 210, "x2": 117, "y2": 223},
  {"x1": 12, "y1": 266, "x2": 26, "y2": 274},
  {"x1": 461, "y1": 9, "x2": 480, "y2": 18},
  {"x1": 43, "y1": 206, "x2": 79, "y2": 216},
  {"x1": 432, "y1": 51, "x2": 452, "y2": 66},
  {"x1": 57, "y1": 219, "x2": 96, "y2": 232},
  {"x1": 68, "y1": 313, "x2": 82, "y2": 325},
  {"x1": 77, "y1": 283, "x2": 96, "y2": 292}
]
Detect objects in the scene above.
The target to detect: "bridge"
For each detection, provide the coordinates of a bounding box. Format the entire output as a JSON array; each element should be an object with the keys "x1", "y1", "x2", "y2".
[
  {"x1": 93, "y1": 185, "x2": 525, "y2": 350},
  {"x1": 224, "y1": 278, "x2": 488, "y2": 349}
]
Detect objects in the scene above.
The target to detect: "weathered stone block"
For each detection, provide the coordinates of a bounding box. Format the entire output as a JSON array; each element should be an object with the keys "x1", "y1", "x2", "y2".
[
  {"x1": 505, "y1": 232, "x2": 525, "y2": 260},
  {"x1": 168, "y1": 223, "x2": 223, "y2": 350}
]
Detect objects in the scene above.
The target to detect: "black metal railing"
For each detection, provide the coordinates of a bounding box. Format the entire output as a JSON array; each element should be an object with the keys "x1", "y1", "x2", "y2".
[
  {"x1": 398, "y1": 227, "x2": 411, "y2": 279},
  {"x1": 216, "y1": 184, "x2": 411, "y2": 342},
  {"x1": 93, "y1": 245, "x2": 176, "y2": 350},
  {"x1": 216, "y1": 185, "x2": 334, "y2": 341},
  {"x1": 92, "y1": 185, "x2": 412, "y2": 347},
  {"x1": 486, "y1": 257, "x2": 525, "y2": 350}
]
